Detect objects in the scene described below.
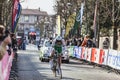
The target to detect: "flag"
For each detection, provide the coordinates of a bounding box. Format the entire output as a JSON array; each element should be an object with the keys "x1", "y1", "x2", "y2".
[
  {"x1": 65, "y1": 13, "x2": 76, "y2": 37},
  {"x1": 14, "y1": 3, "x2": 22, "y2": 33},
  {"x1": 12, "y1": 0, "x2": 21, "y2": 33},
  {"x1": 73, "y1": 2, "x2": 85, "y2": 36},
  {"x1": 80, "y1": 2, "x2": 84, "y2": 24},
  {"x1": 76, "y1": 2, "x2": 85, "y2": 25},
  {"x1": 72, "y1": 15, "x2": 80, "y2": 35}
]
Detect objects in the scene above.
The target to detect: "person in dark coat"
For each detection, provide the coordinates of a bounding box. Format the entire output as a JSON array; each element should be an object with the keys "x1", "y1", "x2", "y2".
[{"x1": 103, "y1": 38, "x2": 110, "y2": 49}]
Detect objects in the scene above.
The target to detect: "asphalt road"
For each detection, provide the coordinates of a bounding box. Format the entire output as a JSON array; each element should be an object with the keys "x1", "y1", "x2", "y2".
[{"x1": 17, "y1": 44, "x2": 120, "y2": 80}]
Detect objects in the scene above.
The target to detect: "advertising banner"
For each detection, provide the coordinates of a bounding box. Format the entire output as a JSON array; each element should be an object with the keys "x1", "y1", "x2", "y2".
[
  {"x1": 81, "y1": 47, "x2": 86, "y2": 60},
  {"x1": 0, "y1": 52, "x2": 14, "y2": 80},
  {"x1": 114, "y1": 51, "x2": 120, "y2": 70},
  {"x1": 99, "y1": 49, "x2": 108, "y2": 65},
  {"x1": 94, "y1": 48, "x2": 100, "y2": 64},
  {"x1": 78, "y1": 47, "x2": 82, "y2": 59},
  {"x1": 91, "y1": 48, "x2": 97, "y2": 63},
  {"x1": 107, "y1": 49, "x2": 118, "y2": 69},
  {"x1": 73, "y1": 46, "x2": 79, "y2": 58},
  {"x1": 86, "y1": 48, "x2": 92, "y2": 61},
  {"x1": 67, "y1": 46, "x2": 74, "y2": 57}
]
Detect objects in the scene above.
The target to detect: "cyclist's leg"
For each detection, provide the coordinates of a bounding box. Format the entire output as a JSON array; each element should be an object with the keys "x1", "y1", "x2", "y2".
[
  {"x1": 57, "y1": 55, "x2": 62, "y2": 78},
  {"x1": 58, "y1": 55, "x2": 62, "y2": 67}
]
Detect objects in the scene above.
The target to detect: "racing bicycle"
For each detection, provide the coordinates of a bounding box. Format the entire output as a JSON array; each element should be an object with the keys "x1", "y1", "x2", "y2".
[{"x1": 51, "y1": 51, "x2": 62, "y2": 79}]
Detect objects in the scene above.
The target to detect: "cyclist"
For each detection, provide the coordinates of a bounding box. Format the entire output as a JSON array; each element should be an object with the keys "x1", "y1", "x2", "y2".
[{"x1": 50, "y1": 36, "x2": 63, "y2": 69}]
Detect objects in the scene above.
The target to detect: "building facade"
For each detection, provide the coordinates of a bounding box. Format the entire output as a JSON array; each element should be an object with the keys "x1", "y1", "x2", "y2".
[
  {"x1": 17, "y1": 8, "x2": 49, "y2": 42},
  {"x1": 44, "y1": 15, "x2": 56, "y2": 38}
]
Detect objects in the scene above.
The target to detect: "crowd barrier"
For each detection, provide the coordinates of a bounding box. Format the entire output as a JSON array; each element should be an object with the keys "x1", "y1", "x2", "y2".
[
  {"x1": 0, "y1": 52, "x2": 14, "y2": 80},
  {"x1": 67, "y1": 46, "x2": 120, "y2": 70}
]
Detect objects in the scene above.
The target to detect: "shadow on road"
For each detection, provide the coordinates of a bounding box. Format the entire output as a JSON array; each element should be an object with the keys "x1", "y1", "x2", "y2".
[{"x1": 62, "y1": 59, "x2": 96, "y2": 70}]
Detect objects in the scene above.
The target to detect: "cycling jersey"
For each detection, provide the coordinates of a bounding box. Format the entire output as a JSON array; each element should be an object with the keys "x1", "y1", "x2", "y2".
[{"x1": 54, "y1": 44, "x2": 62, "y2": 54}]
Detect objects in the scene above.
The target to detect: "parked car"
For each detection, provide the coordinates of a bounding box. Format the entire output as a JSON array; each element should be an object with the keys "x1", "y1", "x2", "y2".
[
  {"x1": 62, "y1": 46, "x2": 70, "y2": 63},
  {"x1": 39, "y1": 40, "x2": 52, "y2": 62}
]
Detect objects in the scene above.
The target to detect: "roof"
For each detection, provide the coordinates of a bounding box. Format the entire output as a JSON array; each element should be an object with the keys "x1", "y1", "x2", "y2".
[{"x1": 21, "y1": 9, "x2": 48, "y2": 16}]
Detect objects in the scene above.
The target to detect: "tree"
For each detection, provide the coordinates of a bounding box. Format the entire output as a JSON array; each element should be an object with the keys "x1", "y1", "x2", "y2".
[
  {"x1": 98, "y1": 0, "x2": 120, "y2": 49},
  {"x1": 53, "y1": 0, "x2": 82, "y2": 37},
  {"x1": 84, "y1": 0, "x2": 120, "y2": 49}
]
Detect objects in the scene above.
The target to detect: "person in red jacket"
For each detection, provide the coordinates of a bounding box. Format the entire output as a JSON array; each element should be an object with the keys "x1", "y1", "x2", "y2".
[{"x1": 81, "y1": 35, "x2": 89, "y2": 47}]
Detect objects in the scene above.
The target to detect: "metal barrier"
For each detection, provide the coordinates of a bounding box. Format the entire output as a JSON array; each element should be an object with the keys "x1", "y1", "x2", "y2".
[
  {"x1": 68, "y1": 46, "x2": 120, "y2": 74},
  {"x1": 0, "y1": 50, "x2": 18, "y2": 80}
]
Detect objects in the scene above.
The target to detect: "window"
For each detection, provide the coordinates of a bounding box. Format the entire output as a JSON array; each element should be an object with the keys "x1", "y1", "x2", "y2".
[
  {"x1": 24, "y1": 16, "x2": 29, "y2": 22},
  {"x1": 18, "y1": 24, "x2": 24, "y2": 30},
  {"x1": 34, "y1": 16, "x2": 37, "y2": 22},
  {"x1": 19, "y1": 15, "x2": 24, "y2": 23}
]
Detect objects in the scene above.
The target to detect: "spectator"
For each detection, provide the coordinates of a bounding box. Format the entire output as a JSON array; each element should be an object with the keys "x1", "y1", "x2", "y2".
[
  {"x1": 81, "y1": 35, "x2": 89, "y2": 47},
  {"x1": 71, "y1": 35, "x2": 78, "y2": 46},
  {"x1": 11, "y1": 33, "x2": 17, "y2": 51},
  {"x1": 22, "y1": 37, "x2": 27, "y2": 50},
  {"x1": 65, "y1": 37, "x2": 70, "y2": 46},
  {"x1": 77, "y1": 37, "x2": 82, "y2": 47},
  {"x1": 0, "y1": 27, "x2": 11, "y2": 60},
  {"x1": 103, "y1": 38, "x2": 110, "y2": 49},
  {"x1": 86, "y1": 38, "x2": 96, "y2": 48}
]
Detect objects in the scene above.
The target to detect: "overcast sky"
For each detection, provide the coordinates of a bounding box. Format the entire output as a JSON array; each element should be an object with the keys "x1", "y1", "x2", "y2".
[{"x1": 21, "y1": 0, "x2": 55, "y2": 15}]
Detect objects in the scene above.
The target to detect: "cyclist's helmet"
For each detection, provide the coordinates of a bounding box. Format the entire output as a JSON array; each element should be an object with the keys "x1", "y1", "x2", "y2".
[
  {"x1": 56, "y1": 36, "x2": 62, "y2": 41},
  {"x1": 55, "y1": 36, "x2": 62, "y2": 44}
]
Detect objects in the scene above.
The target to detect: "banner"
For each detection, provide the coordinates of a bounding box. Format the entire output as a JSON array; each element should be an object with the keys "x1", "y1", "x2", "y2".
[
  {"x1": 107, "y1": 49, "x2": 118, "y2": 69},
  {"x1": 99, "y1": 49, "x2": 108, "y2": 65},
  {"x1": 12, "y1": 0, "x2": 21, "y2": 33},
  {"x1": 90, "y1": 48, "x2": 97, "y2": 63},
  {"x1": 116, "y1": 51, "x2": 120, "y2": 70},
  {"x1": 0, "y1": 62, "x2": 3, "y2": 80},
  {"x1": 68, "y1": 46, "x2": 74, "y2": 57},
  {"x1": 14, "y1": 3, "x2": 22, "y2": 33},
  {"x1": 86, "y1": 48, "x2": 92, "y2": 61},
  {"x1": 76, "y1": 2, "x2": 85, "y2": 25},
  {"x1": 94, "y1": 48, "x2": 100, "y2": 64},
  {"x1": 67, "y1": 46, "x2": 120, "y2": 70},
  {"x1": 0, "y1": 52, "x2": 13, "y2": 80},
  {"x1": 73, "y1": 46, "x2": 78, "y2": 58},
  {"x1": 81, "y1": 47, "x2": 86, "y2": 60},
  {"x1": 73, "y1": 46, "x2": 82, "y2": 59},
  {"x1": 65, "y1": 13, "x2": 76, "y2": 37}
]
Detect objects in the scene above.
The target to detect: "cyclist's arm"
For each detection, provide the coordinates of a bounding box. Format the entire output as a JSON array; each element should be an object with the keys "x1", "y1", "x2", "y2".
[{"x1": 50, "y1": 48, "x2": 55, "y2": 58}]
